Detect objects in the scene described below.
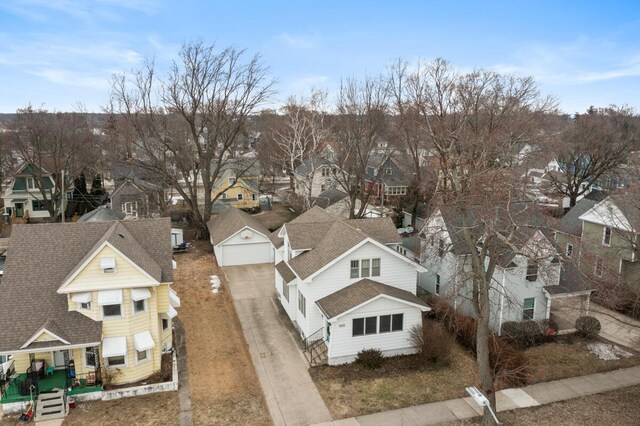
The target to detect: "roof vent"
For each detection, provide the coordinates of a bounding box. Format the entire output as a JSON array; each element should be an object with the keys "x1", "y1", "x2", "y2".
[{"x1": 118, "y1": 233, "x2": 125, "y2": 238}]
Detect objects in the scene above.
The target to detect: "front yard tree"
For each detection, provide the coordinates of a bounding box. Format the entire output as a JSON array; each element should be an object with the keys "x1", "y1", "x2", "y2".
[
  {"x1": 108, "y1": 40, "x2": 274, "y2": 230},
  {"x1": 546, "y1": 106, "x2": 638, "y2": 208},
  {"x1": 405, "y1": 58, "x2": 556, "y2": 425}
]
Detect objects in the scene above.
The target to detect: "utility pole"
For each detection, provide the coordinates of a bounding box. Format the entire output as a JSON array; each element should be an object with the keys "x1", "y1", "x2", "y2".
[{"x1": 61, "y1": 169, "x2": 65, "y2": 223}]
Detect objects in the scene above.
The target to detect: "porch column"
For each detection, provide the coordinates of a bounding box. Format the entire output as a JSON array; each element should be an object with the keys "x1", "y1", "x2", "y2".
[
  {"x1": 582, "y1": 294, "x2": 591, "y2": 316},
  {"x1": 545, "y1": 297, "x2": 552, "y2": 320}
]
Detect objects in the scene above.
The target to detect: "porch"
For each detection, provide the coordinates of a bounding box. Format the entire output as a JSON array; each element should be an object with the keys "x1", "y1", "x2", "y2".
[
  {"x1": 546, "y1": 292, "x2": 592, "y2": 334},
  {"x1": 1, "y1": 369, "x2": 103, "y2": 403}
]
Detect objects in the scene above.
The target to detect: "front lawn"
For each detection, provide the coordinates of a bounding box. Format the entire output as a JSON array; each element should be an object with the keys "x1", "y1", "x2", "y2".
[
  {"x1": 525, "y1": 335, "x2": 640, "y2": 384},
  {"x1": 310, "y1": 341, "x2": 479, "y2": 419}
]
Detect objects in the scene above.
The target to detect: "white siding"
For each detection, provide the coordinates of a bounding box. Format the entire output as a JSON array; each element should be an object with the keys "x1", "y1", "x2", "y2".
[
  {"x1": 214, "y1": 229, "x2": 273, "y2": 266},
  {"x1": 327, "y1": 297, "x2": 422, "y2": 365},
  {"x1": 298, "y1": 241, "x2": 420, "y2": 338}
]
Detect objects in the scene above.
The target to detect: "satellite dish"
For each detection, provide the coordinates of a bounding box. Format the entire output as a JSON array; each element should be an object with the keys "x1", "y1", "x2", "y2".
[{"x1": 240, "y1": 229, "x2": 253, "y2": 239}]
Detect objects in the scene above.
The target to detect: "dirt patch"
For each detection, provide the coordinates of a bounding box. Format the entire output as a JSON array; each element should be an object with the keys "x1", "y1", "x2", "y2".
[
  {"x1": 253, "y1": 202, "x2": 298, "y2": 231},
  {"x1": 525, "y1": 335, "x2": 640, "y2": 384},
  {"x1": 172, "y1": 241, "x2": 271, "y2": 425},
  {"x1": 310, "y1": 341, "x2": 479, "y2": 419},
  {"x1": 449, "y1": 385, "x2": 640, "y2": 425}
]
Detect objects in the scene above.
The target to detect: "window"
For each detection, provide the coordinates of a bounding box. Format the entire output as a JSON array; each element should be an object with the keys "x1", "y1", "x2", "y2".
[
  {"x1": 371, "y1": 258, "x2": 381, "y2": 276},
  {"x1": 221, "y1": 193, "x2": 227, "y2": 199},
  {"x1": 106, "y1": 356, "x2": 125, "y2": 367},
  {"x1": 379, "y1": 315, "x2": 391, "y2": 333},
  {"x1": 100, "y1": 257, "x2": 116, "y2": 274},
  {"x1": 136, "y1": 350, "x2": 148, "y2": 362},
  {"x1": 594, "y1": 257, "x2": 604, "y2": 277},
  {"x1": 361, "y1": 259, "x2": 370, "y2": 278},
  {"x1": 385, "y1": 168, "x2": 393, "y2": 175},
  {"x1": 603, "y1": 227, "x2": 612, "y2": 246},
  {"x1": 237, "y1": 193, "x2": 243, "y2": 201},
  {"x1": 133, "y1": 299, "x2": 146, "y2": 314},
  {"x1": 523, "y1": 298, "x2": 535, "y2": 320},
  {"x1": 352, "y1": 316, "x2": 378, "y2": 336},
  {"x1": 566, "y1": 244, "x2": 573, "y2": 258},
  {"x1": 162, "y1": 318, "x2": 169, "y2": 331},
  {"x1": 392, "y1": 313, "x2": 403, "y2": 331},
  {"x1": 228, "y1": 177, "x2": 236, "y2": 185},
  {"x1": 32, "y1": 200, "x2": 47, "y2": 211},
  {"x1": 350, "y1": 260, "x2": 360, "y2": 279},
  {"x1": 438, "y1": 239, "x2": 445, "y2": 257},
  {"x1": 321, "y1": 184, "x2": 326, "y2": 192},
  {"x1": 102, "y1": 304, "x2": 122, "y2": 317},
  {"x1": 283, "y1": 281, "x2": 289, "y2": 302},
  {"x1": 298, "y1": 292, "x2": 306, "y2": 317},
  {"x1": 26, "y1": 177, "x2": 36, "y2": 190},
  {"x1": 252, "y1": 194, "x2": 257, "y2": 201},
  {"x1": 80, "y1": 302, "x2": 91, "y2": 310},
  {"x1": 526, "y1": 262, "x2": 538, "y2": 281},
  {"x1": 321, "y1": 167, "x2": 330, "y2": 177},
  {"x1": 85, "y1": 349, "x2": 96, "y2": 368},
  {"x1": 435, "y1": 274, "x2": 441, "y2": 295},
  {"x1": 353, "y1": 318, "x2": 365, "y2": 336},
  {"x1": 122, "y1": 201, "x2": 138, "y2": 217}
]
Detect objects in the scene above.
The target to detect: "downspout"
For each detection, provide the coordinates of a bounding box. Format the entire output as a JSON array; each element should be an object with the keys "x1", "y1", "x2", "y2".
[{"x1": 497, "y1": 271, "x2": 505, "y2": 336}]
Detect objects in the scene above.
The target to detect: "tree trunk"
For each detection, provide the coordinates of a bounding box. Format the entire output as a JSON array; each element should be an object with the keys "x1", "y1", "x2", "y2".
[{"x1": 477, "y1": 278, "x2": 498, "y2": 426}]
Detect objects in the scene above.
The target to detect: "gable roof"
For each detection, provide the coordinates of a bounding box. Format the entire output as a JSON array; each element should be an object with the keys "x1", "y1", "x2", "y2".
[
  {"x1": 275, "y1": 261, "x2": 296, "y2": 283},
  {"x1": 579, "y1": 193, "x2": 640, "y2": 233},
  {"x1": 207, "y1": 207, "x2": 271, "y2": 246},
  {"x1": 0, "y1": 218, "x2": 173, "y2": 352},
  {"x1": 294, "y1": 157, "x2": 333, "y2": 176},
  {"x1": 283, "y1": 208, "x2": 406, "y2": 280},
  {"x1": 78, "y1": 206, "x2": 126, "y2": 223},
  {"x1": 313, "y1": 188, "x2": 348, "y2": 209},
  {"x1": 554, "y1": 198, "x2": 598, "y2": 237},
  {"x1": 316, "y1": 279, "x2": 430, "y2": 319}
]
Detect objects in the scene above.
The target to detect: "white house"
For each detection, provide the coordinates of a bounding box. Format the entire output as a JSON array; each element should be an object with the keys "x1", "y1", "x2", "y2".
[
  {"x1": 2, "y1": 162, "x2": 57, "y2": 221},
  {"x1": 293, "y1": 157, "x2": 340, "y2": 199},
  {"x1": 272, "y1": 206, "x2": 430, "y2": 365},
  {"x1": 207, "y1": 207, "x2": 275, "y2": 266},
  {"x1": 418, "y1": 204, "x2": 592, "y2": 334}
]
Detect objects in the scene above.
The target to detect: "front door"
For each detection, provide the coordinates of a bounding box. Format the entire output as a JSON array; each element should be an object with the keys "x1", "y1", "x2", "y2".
[
  {"x1": 14, "y1": 203, "x2": 24, "y2": 217},
  {"x1": 52, "y1": 351, "x2": 66, "y2": 368}
]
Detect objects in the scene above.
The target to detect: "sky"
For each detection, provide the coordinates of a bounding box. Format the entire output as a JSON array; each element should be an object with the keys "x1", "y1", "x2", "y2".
[{"x1": 0, "y1": 0, "x2": 639, "y2": 114}]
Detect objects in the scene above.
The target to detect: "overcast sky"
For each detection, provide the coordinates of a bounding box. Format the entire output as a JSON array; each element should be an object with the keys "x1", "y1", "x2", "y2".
[{"x1": 1, "y1": 0, "x2": 639, "y2": 114}]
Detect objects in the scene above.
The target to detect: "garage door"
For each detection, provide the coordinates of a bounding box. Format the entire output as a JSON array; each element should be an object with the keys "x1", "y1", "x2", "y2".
[{"x1": 221, "y1": 242, "x2": 272, "y2": 266}]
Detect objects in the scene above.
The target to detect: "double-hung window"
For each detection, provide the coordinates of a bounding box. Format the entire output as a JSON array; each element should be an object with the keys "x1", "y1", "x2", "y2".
[
  {"x1": 350, "y1": 258, "x2": 380, "y2": 279},
  {"x1": 379, "y1": 314, "x2": 404, "y2": 333},
  {"x1": 85, "y1": 348, "x2": 97, "y2": 368},
  {"x1": 361, "y1": 259, "x2": 370, "y2": 278},
  {"x1": 352, "y1": 316, "x2": 377, "y2": 336},
  {"x1": 523, "y1": 298, "x2": 535, "y2": 320},
  {"x1": 298, "y1": 292, "x2": 306, "y2": 317},
  {"x1": 603, "y1": 227, "x2": 612, "y2": 246},
  {"x1": 526, "y1": 262, "x2": 538, "y2": 281},
  {"x1": 137, "y1": 350, "x2": 148, "y2": 362},
  {"x1": 350, "y1": 260, "x2": 360, "y2": 279},
  {"x1": 371, "y1": 258, "x2": 381, "y2": 276}
]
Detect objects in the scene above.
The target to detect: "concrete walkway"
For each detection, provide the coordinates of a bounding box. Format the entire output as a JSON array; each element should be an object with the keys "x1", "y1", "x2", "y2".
[
  {"x1": 312, "y1": 365, "x2": 640, "y2": 426},
  {"x1": 555, "y1": 300, "x2": 640, "y2": 350},
  {"x1": 173, "y1": 317, "x2": 193, "y2": 426},
  {"x1": 223, "y1": 264, "x2": 332, "y2": 426}
]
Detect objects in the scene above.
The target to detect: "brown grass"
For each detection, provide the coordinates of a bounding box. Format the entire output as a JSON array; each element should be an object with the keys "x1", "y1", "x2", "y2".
[
  {"x1": 449, "y1": 385, "x2": 640, "y2": 425},
  {"x1": 525, "y1": 336, "x2": 640, "y2": 384},
  {"x1": 253, "y1": 202, "x2": 298, "y2": 231},
  {"x1": 310, "y1": 341, "x2": 479, "y2": 419},
  {"x1": 171, "y1": 240, "x2": 271, "y2": 425}
]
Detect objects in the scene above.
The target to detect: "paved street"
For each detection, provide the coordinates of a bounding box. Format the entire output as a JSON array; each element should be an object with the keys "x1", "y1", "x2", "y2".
[{"x1": 223, "y1": 264, "x2": 333, "y2": 426}]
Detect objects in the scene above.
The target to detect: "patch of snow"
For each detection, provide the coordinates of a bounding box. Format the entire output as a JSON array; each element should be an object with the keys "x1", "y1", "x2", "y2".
[{"x1": 587, "y1": 343, "x2": 633, "y2": 361}]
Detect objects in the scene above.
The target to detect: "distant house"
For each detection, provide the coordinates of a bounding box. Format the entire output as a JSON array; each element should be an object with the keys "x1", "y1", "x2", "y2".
[
  {"x1": 363, "y1": 154, "x2": 410, "y2": 204},
  {"x1": 419, "y1": 204, "x2": 593, "y2": 334},
  {"x1": 2, "y1": 162, "x2": 56, "y2": 221},
  {"x1": 272, "y1": 206, "x2": 429, "y2": 365},
  {"x1": 402, "y1": 202, "x2": 431, "y2": 230},
  {"x1": 211, "y1": 159, "x2": 261, "y2": 211},
  {"x1": 78, "y1": 206, "x2": 125, "y2": 223},
  {"x1": 293, "y1": 157, "x2": 340, "y2": 199},
  {"x1": 110, "y1": 161, "x2": 167, "y2": 219}
]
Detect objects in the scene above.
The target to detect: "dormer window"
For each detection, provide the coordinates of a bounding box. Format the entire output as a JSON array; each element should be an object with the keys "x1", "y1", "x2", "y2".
[{"x1": 100, "y1": 257, "x2": 116, "y2": 274}]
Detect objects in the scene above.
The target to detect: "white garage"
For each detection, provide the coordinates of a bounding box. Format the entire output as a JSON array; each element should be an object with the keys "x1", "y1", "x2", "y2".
[{"x1": 207, "y1": 207, "x2": 275, "y2": 267}]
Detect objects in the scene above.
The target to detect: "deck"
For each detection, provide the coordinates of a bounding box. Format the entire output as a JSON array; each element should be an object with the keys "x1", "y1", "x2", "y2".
[{"x1": 1, "y1": 370, "x2": 103, "y2": 403}]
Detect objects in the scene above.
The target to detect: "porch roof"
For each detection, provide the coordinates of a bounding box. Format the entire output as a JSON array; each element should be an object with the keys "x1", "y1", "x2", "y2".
[
  {"x1": 275, "y1": 261, "x2": 296, "y2": 284},
  {"x1": 544, "y1": 262, "x2": 596, "y2": 297},
  {"x1": 316, "y1": 279, "x2": 430, "y2": 320}
]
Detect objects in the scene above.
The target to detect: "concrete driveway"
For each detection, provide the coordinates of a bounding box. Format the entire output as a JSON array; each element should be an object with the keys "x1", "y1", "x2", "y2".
[{"x1": 223, "y1": 264, "x2": 332, "y2": 426}]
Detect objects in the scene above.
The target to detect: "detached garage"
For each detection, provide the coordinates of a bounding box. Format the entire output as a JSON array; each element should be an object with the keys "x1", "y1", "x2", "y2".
[{"x1": 207, "y1": 207, "x2": 274, "y2": 266}]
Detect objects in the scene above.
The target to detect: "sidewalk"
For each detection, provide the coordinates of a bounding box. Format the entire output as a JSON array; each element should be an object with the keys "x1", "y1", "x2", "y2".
[{"x1": 312, "y1": 365, "x2": 640, "y2": 426}]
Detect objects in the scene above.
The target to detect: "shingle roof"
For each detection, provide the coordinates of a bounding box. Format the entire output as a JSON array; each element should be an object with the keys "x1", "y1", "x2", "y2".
[
  {"x1": 275, "y1": 261, "x2": 296, "y2": 283},
  {"x1": 0, "y1": 218, "x2": 173, "y2": 352},
  {"x1": 313, "y1": 188, "x2": 348, "y2": 209},
  {"x1": 283, "y1": 208, "x2": 403, "y2": 280},
  {"x1": 294, "y1": 157, "x2": 333, "y2": 176},
  {"x1": 554, "y1": 198, "x2": 598, "y2": 237},
  {"x1": 316, "y1": 279, "x2": 430, "y2": 319},
  {"x1": 207, "y1": 207, "x2": 271, "y2": 246},
  {"x1": 402, "y1": 236, "x2": 421, "y2": 254},
  {"x1": 545, "y1": 262, "x2": 596, "y2": 295},
  {"x1": 269, "y1": 227, "x2": 284, "y2": 249},
  {"x1": 78, "y1": 206, "x2": 126, "y2": 223}
]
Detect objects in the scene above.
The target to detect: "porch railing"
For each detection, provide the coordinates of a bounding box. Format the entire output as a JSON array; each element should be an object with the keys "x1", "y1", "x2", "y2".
[{"x1": 303, "y1": 327, "x2": 325, "y2": 351}]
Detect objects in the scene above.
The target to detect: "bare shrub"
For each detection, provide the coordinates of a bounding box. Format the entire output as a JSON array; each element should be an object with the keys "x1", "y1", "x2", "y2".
[
  {"x1": 409, "y1": 320, "x2": 453, "y2": 365},
  {"x1": 355, "y1": 348, "x2": 384, "y2": 369},
  {"x1": 575, "y1": 316, "x2": 601, "y2": 338}
]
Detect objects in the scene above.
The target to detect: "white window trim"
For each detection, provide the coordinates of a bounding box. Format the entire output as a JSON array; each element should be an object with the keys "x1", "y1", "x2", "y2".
[
  {"x1": 84, "y1": 348, "x2": 98, "y2": 369},
  {"x1": 80, "y1": 301, "x2": 92, "y2": 310},
  {"x1": 237, "y1": 193, "x2": 243, "y2": 201},
  {"x1": 136, "y1": 349, "x2": 150, "y2": 365},
  {"x1": 602, "y1": 226, "x2": 612, "y2": 247},
  {"x1": 162, "y1": 318, "x2": 170, "y2": 331},
  {"x1": 523, "y1": 298, "x2": 536, "y2": 320},
  {"x1": 132, "y1": 299, "x2": 147, "y2": 315},
  {"x1": 101, "y1": 304, "x2": 124, "y2": 320},
  {"x1": 350, "y1": 258, "x2": 381, "y2": 279},
  {"x1": 566, "y1": 243, "x2": 573, "y2": 258},
  {"x1": 105, "y1": 354, "x2": 128, "y2": 369}
]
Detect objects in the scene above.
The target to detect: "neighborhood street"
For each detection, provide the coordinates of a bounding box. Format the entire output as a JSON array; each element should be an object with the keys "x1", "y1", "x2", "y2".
[{"x1": 223, "y1": 264, "x2": 333, "y2": 426}]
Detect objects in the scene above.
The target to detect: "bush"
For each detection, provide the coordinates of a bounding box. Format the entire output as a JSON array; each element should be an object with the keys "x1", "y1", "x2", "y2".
[
  {"x1": 575, "y1": 316, "x2": 601, "y2": 338},
  {"x1": 409, "y1": 320, "x2": 453, "y2": 365},
  {"x1": 428, "y1": 297, "x2": 531, "y2": 386},
  {"x1": 355, "y1": 348, "x2": 384, "y2": 369},
  {"x1": 501, "y1": 321, "x2": 544, "y2": 348}
]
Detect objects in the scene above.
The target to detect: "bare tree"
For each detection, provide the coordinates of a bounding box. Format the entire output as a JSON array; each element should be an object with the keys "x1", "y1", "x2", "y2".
[
  {"x1": 332, "y1": 75, "x2": 391, "y2": 218},
  {"x1": 545, "y1": 106, "x2": 638, "y2": 208},
  {"x1": 5, "y1": 106, "x2": 96, "y2": 219},
  {"x1": 407, "y1": 58, "x2": 556, "y2": 424},
  {"x1": 107, "y1": 40, "x2": 274, "y2": 230}
]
